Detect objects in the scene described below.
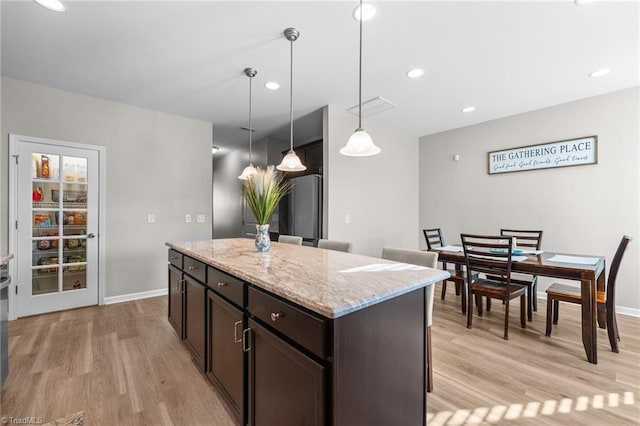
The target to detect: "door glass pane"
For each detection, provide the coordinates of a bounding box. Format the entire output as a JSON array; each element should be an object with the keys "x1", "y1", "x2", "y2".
[
  {"x1": 32, "y1": 267, "x2": 58, "y2": 295},
  {"x1": 63, "y1": 156, "x2": 87, "y2": 183},
  {"x1": 32, "y1": 153, "x2": 60, "y2": 182},
  {"x1": 63, "y1": 266, "x2": 86, "y2": 291},
  {"x1": 61, "y1": 183, "x2": 88, "y2": 209}
]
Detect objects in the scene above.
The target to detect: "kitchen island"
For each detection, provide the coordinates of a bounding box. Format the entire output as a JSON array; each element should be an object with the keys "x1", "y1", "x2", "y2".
[{"x1": 166, "y1": 238, "x2": 448, "y2": 426}]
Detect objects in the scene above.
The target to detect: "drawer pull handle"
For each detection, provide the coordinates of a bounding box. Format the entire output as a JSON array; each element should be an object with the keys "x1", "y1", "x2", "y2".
[
  {"x1": 270, "y1": 312, "x2": 285, "y2": 322},
  {"x1": 217, "y1": 282, "x2": 228, "y2": 287},
  {"x1": 187, "y1": 266, "x2": 198, "y2": 271},
  {"x1": 233, "y1": 320, "x2": 243, "y2": 343},
  {"x1": 178, "y1": 279, "x2": 185, "y2": 293},
  {"x1": 242, "y1": 328, "x2": 252, "y2": 352},
  {"x1": 169, "y1": 256, "x2": 179, "y2": 261}
]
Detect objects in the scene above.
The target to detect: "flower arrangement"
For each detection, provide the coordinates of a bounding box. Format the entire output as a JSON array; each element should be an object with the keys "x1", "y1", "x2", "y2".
[{"x1": 243, "y1": 165, "x2": 292, "y2": 225}]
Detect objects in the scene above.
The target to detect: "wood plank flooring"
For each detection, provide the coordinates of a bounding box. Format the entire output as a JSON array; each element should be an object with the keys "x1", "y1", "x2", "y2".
[
  {"x1": 2, "y1": 290, "x2": 638, "y2": 425},
  {"x1": 427, "y1": 282, "x2": 640, "y2": 425},
  {"x1": 1, "y1": 297, "x2": 236, "y2": 425}
]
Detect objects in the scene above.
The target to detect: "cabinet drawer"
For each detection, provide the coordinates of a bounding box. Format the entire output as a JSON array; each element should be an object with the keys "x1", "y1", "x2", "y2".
[
  {"x1": 184, "y1": 256, "x2": 206, "y2": 282},
  {"x1": 248, "y1": 286, "x2": 328, "y2": 359},
  {"x1": 168, "y1": 249, "x2": 183, "y2": 269},
  {"x1": 207, "y1": 266, "x2": 244, "y2": 307}
]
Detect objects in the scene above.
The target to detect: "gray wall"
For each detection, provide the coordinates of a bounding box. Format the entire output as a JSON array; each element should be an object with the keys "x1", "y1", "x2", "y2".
[
  {"x1": 419, "y1": 87, "x2": 640, "y2": 313},
  {"x1": 325, "y1": 104, "x2": 419, "y2": 257},
  {"x1": 1, "y1": 77, "x2": 212, "y2": 298}
]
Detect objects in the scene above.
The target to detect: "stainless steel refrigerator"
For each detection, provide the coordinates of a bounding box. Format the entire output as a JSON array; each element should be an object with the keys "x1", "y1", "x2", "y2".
[{"x1": 279, "y1": 174, "x2": 322, "y2": 245}]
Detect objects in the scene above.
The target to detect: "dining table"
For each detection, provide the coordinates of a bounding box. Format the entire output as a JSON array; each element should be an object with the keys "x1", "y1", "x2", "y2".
[{"x1": 429, "y1": 246, "x2": 606, "y2": 364}]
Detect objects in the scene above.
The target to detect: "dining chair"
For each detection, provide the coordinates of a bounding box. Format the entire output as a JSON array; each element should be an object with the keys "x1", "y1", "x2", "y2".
[
  {"x1": 381, "y1": 247, "x2": 437, "y2": 392},
  {"x1": 278, "y1": 235, "x2": 303, "y2": 245},
  {"x1": 317, "y1": 239, "x2": 352, "y2": 253},
  {"x1": 423, "y1": 228, "x2": 476, "y2": 314},
  {"x1": 545, "y1": 236, "x2": 631, "y2": 353},
  {"x1": 461, "y1": 234, "x2": 527, "y2": 340}
]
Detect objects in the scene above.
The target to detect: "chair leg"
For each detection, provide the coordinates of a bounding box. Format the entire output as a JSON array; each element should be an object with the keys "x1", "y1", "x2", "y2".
[
  {"x1": 427, "y1": 326, "x2": 433, "y2": 392},
  {"x1": 467, "y1": 290, "x2": 473, "y2": 329},
  {"x1": 503, "y1": 298, "x2": 510, "y2": 340},
  {"x1": 441, "y1": 281, "x2": 447, "y2": 300},
  {"x1": 606, "y1": 306, "x2": 620, "y2": 353},
  {"x1": 486, "y1": 297, "x2": 491, "y2": 312},
  {"x1": 454, "y1": 281, "x2": 461, "y2": 296},
  {"x1": 477, "y1": 295, "x2": 483, "y2": 317},
  {"x1": 532, "y1": 279, "x2": 538, "y2": 312},
  {"x1": 526, "y1": 285, "x2": 533, "y2": 322},
  {"x1": 520, "y1": 295, "x2": 526, "y2": 328},
  {"x1": 553, "y1": 300, "x2": 559, "y2": 325},
  {"x1": 545, "y1": 297, "x2": 553, "y2": 336},
  {"x1": 460, "y1": 280, "x2": 467, "y2": 315}
]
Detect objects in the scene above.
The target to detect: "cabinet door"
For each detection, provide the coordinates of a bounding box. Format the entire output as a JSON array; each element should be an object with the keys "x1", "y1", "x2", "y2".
[
  {"x1": 207, "y1": 292, "x2": 244, "y2": 420},
  {"x1": 168, "y1": 266, "x2": 183, "y2": 338},
  {"x1": 248, "y1": 319, "x2": 325, "y2": 426},
  {"x1": 304, "y1": 142, "x2": 323, "y2": 175},
  {"x1": 184, "y1": 275, "x2": 206, "y2": 370}
]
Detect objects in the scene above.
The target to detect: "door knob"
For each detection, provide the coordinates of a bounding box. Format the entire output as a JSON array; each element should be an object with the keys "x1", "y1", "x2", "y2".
[{"x1": 87, "y1": 233, "x2": 96, "y2": 238}]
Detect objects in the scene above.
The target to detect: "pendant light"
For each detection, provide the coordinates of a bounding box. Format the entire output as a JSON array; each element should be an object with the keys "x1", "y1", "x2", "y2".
[
  {"x1": 238, "y1": 68, "x2": 258, "y2": 180},
  {"x1": 277, "y1": 28, "x2": 307, "y2": 172},
  {"x1": 340, "y1": 0, "x2": 381, "y2": 157}
]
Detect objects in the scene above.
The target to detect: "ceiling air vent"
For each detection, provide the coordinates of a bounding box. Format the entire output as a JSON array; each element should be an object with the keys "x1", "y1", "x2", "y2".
[{"x1": 347, "y1": 96, "x2": 396, "y2": 118}]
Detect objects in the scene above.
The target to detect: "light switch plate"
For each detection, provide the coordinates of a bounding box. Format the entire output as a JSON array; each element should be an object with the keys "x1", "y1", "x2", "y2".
[
  {"x1": 196, "y1": 214, "x2": 206, "y2": 223},
  {"x1": 147, "y1": 214, "x2": 155, "y2": 224},
  {"x1": 185, "y1": 214, "x2": 192, "y2": 223}
]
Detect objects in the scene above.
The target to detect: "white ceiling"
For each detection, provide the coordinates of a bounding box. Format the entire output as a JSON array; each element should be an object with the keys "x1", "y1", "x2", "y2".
[{"x1": 2, "y1": 1, "x2": 638, "y2": 151}]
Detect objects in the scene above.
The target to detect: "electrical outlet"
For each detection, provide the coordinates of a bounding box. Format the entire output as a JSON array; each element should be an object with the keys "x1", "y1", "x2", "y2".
[
  {"x1": 185, "y1": 214, "x2": 192, "y2": 223},
  {"x1": 196, "y1": 214, "x2": 206, "y2": 223},
  {"x1": 147, "y1": 214, "x2": 155, "y2": 224},
  {"x1": 344, "y1": 214, "x2": 350, "y2": 224}
]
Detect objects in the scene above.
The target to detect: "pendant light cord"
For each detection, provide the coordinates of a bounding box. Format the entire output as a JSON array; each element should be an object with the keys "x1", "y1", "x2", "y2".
[
  {"x1": 289, "y1": 38, "x2": 294, "y2": 152},
  {"x1": 358, "y1": 0, "x2": 363, "y2": 130},
  {"x1": 249, "y1": 74, "x2": 253, "y2": 164}
]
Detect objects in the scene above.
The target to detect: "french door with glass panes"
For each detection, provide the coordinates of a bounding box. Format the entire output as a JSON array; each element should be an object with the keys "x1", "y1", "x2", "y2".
[{"x1": 12, "y1": 137, "x2": 100, "y2": 317}]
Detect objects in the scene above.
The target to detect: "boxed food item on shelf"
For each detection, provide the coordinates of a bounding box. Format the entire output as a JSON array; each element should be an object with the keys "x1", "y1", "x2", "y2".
[{"x1": 34, "y1": 213, "x2": 52, "y2": 226}]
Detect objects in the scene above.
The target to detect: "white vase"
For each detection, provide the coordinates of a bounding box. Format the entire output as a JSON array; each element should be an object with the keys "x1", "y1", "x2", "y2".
[{"x1": 255, "y1": 224, "x2": 270, "y2": 252}]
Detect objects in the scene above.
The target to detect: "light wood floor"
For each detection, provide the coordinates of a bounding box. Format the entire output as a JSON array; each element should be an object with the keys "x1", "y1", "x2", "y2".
[
  {"x1": 427, "y1": 282, "x2": 640, "y2": 425},
  {"x1": 1, "y1": 297, "x2": 237, "y2": 425},
  {"x1": 2, "y1": 292, "x2": 638, "y2": 425}
]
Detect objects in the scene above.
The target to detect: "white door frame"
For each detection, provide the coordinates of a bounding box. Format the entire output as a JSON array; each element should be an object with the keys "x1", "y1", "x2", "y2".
[{"x1": 8, "y1": 134, "x2": 106, "y2": 320}]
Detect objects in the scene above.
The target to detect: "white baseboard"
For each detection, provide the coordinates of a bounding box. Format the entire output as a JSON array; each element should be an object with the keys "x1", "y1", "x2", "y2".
[
  {"x1": 537, "y1": 292, "x2": 640, "y2": 318},
  {"x1": 104, "y1": 288, "x2": 168, "y2": 305}
]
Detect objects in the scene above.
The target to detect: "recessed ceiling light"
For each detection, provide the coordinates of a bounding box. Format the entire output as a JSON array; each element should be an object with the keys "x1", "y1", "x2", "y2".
[
  {"x1": 574, "y1": 0, "x2": 596, "y2": 5},
  {"x1": 33, "y1": 0, "x2": 66, "y2": 12},
  {"x1": 353, "y1": 3, "x2": 376, "y2": 22},
  {"x1": 461, "y1": 106, "x2": 476, "y2": 113},
  {"x1": 589, "y1": 68, "x2": 611, "y2": 78},
  {"x1": 265, "y1": 82, "x2": 280, "y2": 90},
  {"x1": 406, "y1": 69, "x2": 424, "y2": 79}
]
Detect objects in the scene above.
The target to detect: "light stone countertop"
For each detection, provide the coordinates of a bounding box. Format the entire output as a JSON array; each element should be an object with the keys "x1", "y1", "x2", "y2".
[
  {"x1": 166, "y1": 238, "x2": 449, "y2": 319},
  {"x1": 0, "y1": 254, "x2": 14, "y2": 264}
]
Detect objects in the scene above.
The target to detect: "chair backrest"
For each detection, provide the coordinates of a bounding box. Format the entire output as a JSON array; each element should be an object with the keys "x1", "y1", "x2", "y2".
[
  {"x1": 606, "y1": 235, "x2": 632, "y2": 310},
  {"x1": 381, "y1": 247, "x2": 438, "y2": 327},
  {"x1": 278, "y1": 235, "x2": 303, "y2": 245},
  {"x1": 423, "y1": 228, "x2": 445, "y2": 250},
  {"x1": 317, "y1": 239, "x2": 352, "y2": 253},
  {"x1": 500, "y1": 229, "x2": 543, "y2": 250},
  {"x1": 461, "y1": 234, "x2": 514, "y2": 284}
]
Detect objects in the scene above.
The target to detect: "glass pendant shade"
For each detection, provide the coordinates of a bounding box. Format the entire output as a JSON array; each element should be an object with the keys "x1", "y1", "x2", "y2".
[
  {"x1": 277, "y1": 150, "x2": 306, "y2": 172},
  {"x1": 340, "y1": 129, "x2": 381, "y2": 157},
  {"x1": 238, "y1": 164, "x2": 257, "y2": 180}
]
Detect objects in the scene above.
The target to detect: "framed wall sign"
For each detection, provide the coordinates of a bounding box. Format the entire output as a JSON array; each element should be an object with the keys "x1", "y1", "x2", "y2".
[{"x1": 488, "y1": 135, "x2": 597, "y2": 175}]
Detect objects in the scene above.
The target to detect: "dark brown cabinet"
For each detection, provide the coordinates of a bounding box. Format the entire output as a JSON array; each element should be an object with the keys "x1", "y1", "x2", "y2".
[
  {"x1": 167, "y1": 265, "x2": 184, "y2": 338},
  {"x1": 184, "y1": 273, "x2": 207, "y2": 371},
  {"x1": 247, "y1": 319, "x2": 325, "y2": 426},
  {"x1": 207, "y1": 291, "x2": 244, "y2": 421}
]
